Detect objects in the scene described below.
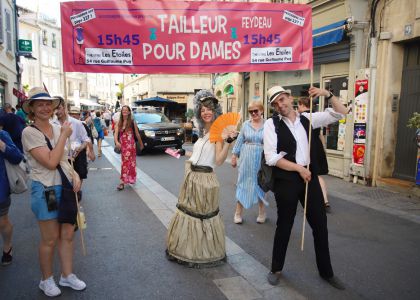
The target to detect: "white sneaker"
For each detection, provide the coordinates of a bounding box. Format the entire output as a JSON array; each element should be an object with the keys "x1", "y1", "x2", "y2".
[
  {"x1": 256, "y1": 213, "x2": 266, "y2": 224},
  {"x1": 234, "y1": 213, "x2": 243, "y2": 224},
  {"x1": 39, "y1": 276, "x2": 61, "y2": 297},
  {"x1": 59, "y1": 273, "x2": 86, "y2": 291}
]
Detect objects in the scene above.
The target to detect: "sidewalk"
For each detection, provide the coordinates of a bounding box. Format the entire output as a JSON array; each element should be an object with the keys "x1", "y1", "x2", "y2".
[
  {"x1": 185, "y1": 141, "x2": 420, "y2": 225},
  {"x1": 324, "y1": 175, "x2": 420, "y2": 224}
]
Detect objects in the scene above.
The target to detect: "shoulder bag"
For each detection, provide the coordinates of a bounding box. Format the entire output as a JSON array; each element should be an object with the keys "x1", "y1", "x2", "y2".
[
  {"x1": 5, "y1": 159, "x2": 29, "y2": 194},
  {"x1": 257, "y1": 116, "x2": 280, "y2": 192}
]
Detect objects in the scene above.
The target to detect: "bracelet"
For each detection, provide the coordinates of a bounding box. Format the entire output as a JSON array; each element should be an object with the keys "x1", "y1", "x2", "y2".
[
  {"x1": 226, "y1": 136, "x2": 237, "y2": 144},
  {"x1": 325, "y1": 92, "x2": 334, "y2": 101}
]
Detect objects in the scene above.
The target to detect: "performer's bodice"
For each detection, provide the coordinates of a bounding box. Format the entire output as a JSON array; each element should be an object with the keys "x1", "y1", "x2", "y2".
[{"x1": 189, "y1": 133, "x2": 216, "y2": 169}]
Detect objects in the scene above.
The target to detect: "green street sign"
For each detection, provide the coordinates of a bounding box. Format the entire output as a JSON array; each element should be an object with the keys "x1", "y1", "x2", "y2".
[{"x1": 18, "y1": 39, "x2": 32, "y2": 52}]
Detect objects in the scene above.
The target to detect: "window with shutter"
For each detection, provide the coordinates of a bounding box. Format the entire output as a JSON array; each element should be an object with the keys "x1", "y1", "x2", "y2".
[
  {"x1": 5, "y1": 9, "x2": 12, "y2": 52},
  {"x1": 0, "y1": 2, "x2": 3, "y2": 44}
]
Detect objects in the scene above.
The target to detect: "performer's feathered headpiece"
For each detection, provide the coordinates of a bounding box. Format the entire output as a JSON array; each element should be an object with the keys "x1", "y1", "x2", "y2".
[{"x1": 193, "y1": 90, "x2": 222, "y2": 138}]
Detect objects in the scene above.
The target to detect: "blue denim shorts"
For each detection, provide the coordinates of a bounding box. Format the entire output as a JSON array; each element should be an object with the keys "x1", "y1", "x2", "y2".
[{"x1": 31, "y1": 181, "x2": 62, "y2": 221}]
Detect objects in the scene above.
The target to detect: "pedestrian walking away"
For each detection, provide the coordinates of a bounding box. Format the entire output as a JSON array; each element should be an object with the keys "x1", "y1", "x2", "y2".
[
  {"x1": 297, "y1": 97, "x2": 334, "y2": 213},
  {"x1": 0, "y1": 130, "x2": 23, "y2": 266},
  {"x1": 231, "y1": 100, "x2": 267, "y2": 224},
  {"x1": 264, "y1": 85, "x2": 349, "y2": 290},
  {"x1": 103, "y1": 109, "x2": 112, "y2": 128},
  {"x1": 93, "y1": 111, "x2": 106, "y2": 157},
  {"x1": 114, "y1": 105, "x2": 144, "y2": 190},
  {"x1": 166, "y1": 89, "x2": 238, "y2": 267},
  {"x1": 0, "y1": 103, "x2": 26, "y2": 152},
  {"x1": 21, "y1": 87, "x2": 86, "y2": 297}
]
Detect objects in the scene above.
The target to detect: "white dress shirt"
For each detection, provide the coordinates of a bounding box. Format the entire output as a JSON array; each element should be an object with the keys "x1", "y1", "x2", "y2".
[
  {"x1": 263, "y1": 108, "x2": 343, "y2": 167},
  {"x1": 51, "y1": 116, "x2": 90, "y2": 155}
]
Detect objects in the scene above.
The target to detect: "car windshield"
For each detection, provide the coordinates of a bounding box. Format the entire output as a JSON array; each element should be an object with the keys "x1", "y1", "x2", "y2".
[{"x1": 134, "y1": 112, "x2": 170, "y2": 124}]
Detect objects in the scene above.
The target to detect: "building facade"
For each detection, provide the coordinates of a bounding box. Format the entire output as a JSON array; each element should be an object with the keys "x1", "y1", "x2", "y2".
[
  {"x1": 18, "y1": 6, "x2": 41, "y2": 92},
  {"x1": 18, "y1": 6, "x2": 62, "y2": 97},
  {"x1": 0, "y1": 0, "x2": 18, "y2": 107},
  {"x1": 371, "y1": 0, "x2": 420, "y2": 188}
]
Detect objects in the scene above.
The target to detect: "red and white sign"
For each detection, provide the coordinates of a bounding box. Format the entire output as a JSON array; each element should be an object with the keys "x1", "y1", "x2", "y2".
[
  {"x1": 13, "y1": 88, "x2": 27, "y2": 100},
  {"x1": 60, "y1": 1, "x2": 313, "y2": 74}
]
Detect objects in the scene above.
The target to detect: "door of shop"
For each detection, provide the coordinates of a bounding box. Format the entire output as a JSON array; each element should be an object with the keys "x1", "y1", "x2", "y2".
[{"x1": 394, "y1": 41, "x2": 420, "y2": 181}]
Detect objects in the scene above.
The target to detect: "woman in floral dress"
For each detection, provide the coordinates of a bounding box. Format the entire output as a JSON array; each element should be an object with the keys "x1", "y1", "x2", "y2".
[{"x1": 114, "y1": 105, "x2": 144, "y2": 190}]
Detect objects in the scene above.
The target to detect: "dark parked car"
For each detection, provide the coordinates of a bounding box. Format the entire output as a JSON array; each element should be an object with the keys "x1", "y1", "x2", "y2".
[
  {"x1": 192, "y1": 127, "x2": 199, "y2": 143},
  {"x1": 133, "y1": 109, "x2": 184, "y2": 155}
]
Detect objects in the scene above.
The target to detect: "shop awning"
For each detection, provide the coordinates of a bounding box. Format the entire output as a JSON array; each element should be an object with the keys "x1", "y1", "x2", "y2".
[
  {"x1": 313, "y1": 20, "x2": 347, "y2": 48},
  {"x1": 79, "y1": 99, "x2": 103, "y2": 107}
]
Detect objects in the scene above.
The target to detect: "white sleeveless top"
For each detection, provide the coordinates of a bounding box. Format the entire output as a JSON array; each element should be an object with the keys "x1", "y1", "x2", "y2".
[{"x1": 189, "y1": 133, "x2": 216, "y2": 169}]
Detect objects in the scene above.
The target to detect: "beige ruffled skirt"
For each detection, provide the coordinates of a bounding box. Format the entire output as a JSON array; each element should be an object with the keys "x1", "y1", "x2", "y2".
[{"x1": 166, "y1": 161, "x2": 226, "y2": 267}]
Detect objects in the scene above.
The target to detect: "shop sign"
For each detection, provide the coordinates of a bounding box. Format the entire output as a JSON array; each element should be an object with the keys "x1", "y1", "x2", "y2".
[
  {"x1": 353, "y1": 144, "x2": 365, "y2": 165},
  {"x1": 13, "y1": 88, "x2": 28, "y2": 100},
  {"x1": 353, "y1": 123, "x2": 366, "y2": 144},
  {"x1": 354, "y1": 79, "x2": 368, "y2": 123},
  {"x1": 18, "y1": 39, "x2": 32, "y2": 52},
  {"x1": 162, "y1": 94, "x2": 188, "y2": 104}
]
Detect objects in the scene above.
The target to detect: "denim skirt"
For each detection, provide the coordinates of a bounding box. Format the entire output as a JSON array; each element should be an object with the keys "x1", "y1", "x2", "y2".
[{"x1": 31, "y1": 181, "x2": 62, "y2": 221}]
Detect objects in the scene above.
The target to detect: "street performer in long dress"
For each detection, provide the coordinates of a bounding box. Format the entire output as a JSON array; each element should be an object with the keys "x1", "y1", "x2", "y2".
[
  {"x1": 264, "y1": 86, "x2": 348, "y2": 289},
  {"x1": 166, "y1": 90, "x2": 237, "y2": 267}
]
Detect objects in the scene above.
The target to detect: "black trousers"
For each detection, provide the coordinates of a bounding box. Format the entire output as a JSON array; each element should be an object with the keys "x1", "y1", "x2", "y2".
[{"x1": 271, "y1": 174, "x2": 334, "y2": 278}]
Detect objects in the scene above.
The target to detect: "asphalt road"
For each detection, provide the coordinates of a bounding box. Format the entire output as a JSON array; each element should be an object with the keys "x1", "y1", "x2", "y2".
[
  {"x1": 1, "y1": 140, "x2": 420, "y2": 299},
  {"x1": 136, "y1": 147, "x2": 420, "y2": 300}
]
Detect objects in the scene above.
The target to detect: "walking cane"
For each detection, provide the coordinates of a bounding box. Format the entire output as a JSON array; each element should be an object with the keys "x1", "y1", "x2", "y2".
[
  {"x1": 68, "y1": 140, "x2": 87, "y2": 256},
  {"x1": 301, "y1": 69, "x2": 314, "y2": 251}
]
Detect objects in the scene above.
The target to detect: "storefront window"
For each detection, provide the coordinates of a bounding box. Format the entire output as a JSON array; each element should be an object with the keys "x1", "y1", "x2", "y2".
[
  {"x1": 285, "y1": 83, "x2": 320, "y2": 110},
  {"x1": 323, "y1": 76, "x2": 348, "y2": 151}
]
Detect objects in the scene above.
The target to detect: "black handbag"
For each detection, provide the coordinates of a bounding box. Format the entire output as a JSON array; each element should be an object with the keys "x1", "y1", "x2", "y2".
[
  {"x1": 257, "y1": 152, "x2": 274, "y2": 192},
  {"x1": 114, "y1": 146, "x2": 121, "y2": 154}
]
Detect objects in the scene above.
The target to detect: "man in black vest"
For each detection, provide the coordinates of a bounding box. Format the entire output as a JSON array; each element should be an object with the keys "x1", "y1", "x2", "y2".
[{"x1": 264, "y1": 85, "x2": 348, "y2": 290}]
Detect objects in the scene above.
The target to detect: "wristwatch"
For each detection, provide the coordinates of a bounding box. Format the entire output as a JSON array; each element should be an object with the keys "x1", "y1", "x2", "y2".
[{"x1": 325, "y1": 92, "x2": 334, "y2": 101}]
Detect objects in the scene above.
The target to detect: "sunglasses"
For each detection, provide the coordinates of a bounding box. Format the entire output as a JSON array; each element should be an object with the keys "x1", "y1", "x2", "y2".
[{"x1": 248, "y1": 109, "x2": 260, "y2": 115}]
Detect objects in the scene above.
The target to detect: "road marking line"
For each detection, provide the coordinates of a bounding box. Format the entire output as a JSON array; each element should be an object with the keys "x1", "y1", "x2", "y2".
[{"x1": 101, "y1": 140, "x2": 306, "y2": 300}]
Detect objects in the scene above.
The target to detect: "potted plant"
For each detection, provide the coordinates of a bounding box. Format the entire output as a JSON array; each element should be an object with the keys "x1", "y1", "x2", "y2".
[
  {"x1": 407, "y1": 112, "x2": 420, "y2": 147},
  {"x1": 407, "y1": 112, "x2": 420, "y2": 185}
]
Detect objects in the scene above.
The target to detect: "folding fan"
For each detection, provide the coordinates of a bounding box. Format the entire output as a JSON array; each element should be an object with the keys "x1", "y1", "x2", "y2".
[{"x1": 209, "y1": 112, "x2": 241, "y2": 143}]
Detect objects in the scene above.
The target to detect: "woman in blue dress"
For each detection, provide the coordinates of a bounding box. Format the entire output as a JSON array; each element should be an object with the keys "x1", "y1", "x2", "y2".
[{"x1": 231, "y1": 101, "x2": 267, "y2": 224}]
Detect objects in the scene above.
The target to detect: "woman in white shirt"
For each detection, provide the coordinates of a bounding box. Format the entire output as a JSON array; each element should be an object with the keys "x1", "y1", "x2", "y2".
[{"x1": 166, "y1": 90, "x2": 237, "y2": 267}]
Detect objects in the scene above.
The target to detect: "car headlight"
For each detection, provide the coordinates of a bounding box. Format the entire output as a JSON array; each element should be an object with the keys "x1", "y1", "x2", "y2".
[
  {"x1": 144, "y1": 130, "x2": 155, "y2": 137},
  {"x1": 177, "y1": 128, "x2": 184, "y2": 135}
]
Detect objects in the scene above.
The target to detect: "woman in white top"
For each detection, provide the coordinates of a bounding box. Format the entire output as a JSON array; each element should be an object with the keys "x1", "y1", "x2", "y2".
[
  {"x1": 166, "y1": 90, "x2": 237, "y2": 267},
  {"x1": 21, "y1": 87, "x2": 85, "y2": 297}
]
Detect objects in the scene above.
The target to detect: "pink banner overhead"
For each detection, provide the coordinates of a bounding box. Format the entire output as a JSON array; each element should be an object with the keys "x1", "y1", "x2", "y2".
[{"x1": 60, "y1": 1, "x2": 313, "y2": 74}]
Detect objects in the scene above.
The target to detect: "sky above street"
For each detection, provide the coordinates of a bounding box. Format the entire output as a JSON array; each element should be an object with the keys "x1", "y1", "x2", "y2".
[{"x1": 17, "y1": 0, "x2": 62, "y2": 19}]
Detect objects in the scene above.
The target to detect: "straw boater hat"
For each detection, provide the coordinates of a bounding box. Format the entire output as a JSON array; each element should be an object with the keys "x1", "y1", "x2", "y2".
[
  {"x1": 267, "y1": 86, "x2": 291, "y2": 104},
  {"x1": 22, "y1": 87, "x2": 61, "y2": 113},
  {"x1": 68, "y1": 106, "x2": 81, "y2": 114}
]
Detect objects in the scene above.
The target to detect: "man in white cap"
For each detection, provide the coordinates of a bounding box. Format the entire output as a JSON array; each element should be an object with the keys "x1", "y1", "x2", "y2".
[{"x1": 264, "y1": 85, "x2": 348, "y2": 290}]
